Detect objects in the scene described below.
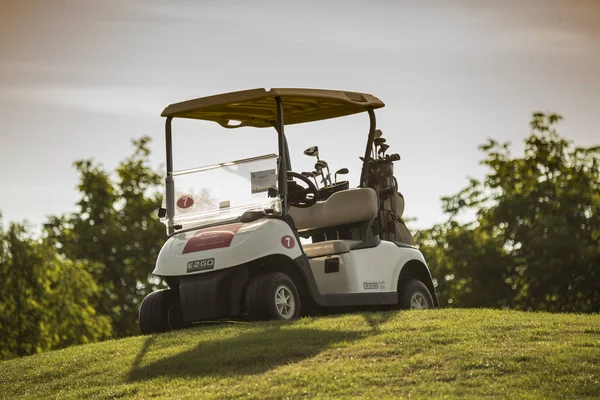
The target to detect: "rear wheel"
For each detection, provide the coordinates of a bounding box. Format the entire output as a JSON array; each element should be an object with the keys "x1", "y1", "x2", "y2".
[
  {"x1": 399, "y1": 279, "x2": 435, "y2": 310},
  {"x1": 139, "y1": 289, "x2": 186, "y2": 334},
  {"x1": 244, "y1": 272, "x2": 301, "y2": 321}
]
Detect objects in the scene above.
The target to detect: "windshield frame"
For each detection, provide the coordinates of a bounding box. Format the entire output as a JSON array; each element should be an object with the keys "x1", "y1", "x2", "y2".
[
  {"x1": 172, "y1": 153, "x2": 278, "y2": 177},
  {"x1": 163, "y1": 98, "x2": 290, "y2": 234}
]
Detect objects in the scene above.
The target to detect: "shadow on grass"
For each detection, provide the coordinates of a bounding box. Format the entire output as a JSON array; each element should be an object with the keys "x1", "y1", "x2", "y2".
[
  {"x1": 128, "y1": 324, "x2": 367, "y2": 381},
  {"x1": 128, "y1": 312, "x2": 394, "y2": 381},
  {"x1": 362, "y1": 312, "x2": 396, "y2": 334}
]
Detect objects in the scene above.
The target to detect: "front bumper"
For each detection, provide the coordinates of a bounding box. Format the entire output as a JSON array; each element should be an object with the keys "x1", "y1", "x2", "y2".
[{"x1": 178, "y1": 265, "x2": 249, "y2": 322}]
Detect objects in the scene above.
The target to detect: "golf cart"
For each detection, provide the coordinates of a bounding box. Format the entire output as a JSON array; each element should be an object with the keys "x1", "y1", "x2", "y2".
[{"x1": 139, "y1": 88, "x2": 438, "y2": 334}]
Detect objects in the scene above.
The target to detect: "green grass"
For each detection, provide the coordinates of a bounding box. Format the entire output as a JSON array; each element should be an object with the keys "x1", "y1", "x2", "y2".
[{"x1": 1, "y1": 309, "x2": 599, "y2": 399}]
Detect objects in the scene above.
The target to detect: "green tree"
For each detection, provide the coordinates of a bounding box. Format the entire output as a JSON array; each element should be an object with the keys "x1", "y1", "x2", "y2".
[
  {"x1": 417, "y1": 112, "x2": 600, "y2": 312},
  {"x1": 44, "y1": 137, "x2": 166, "y2": 337},
  {"x1": 417, "y1": 220, "x2": 517, "y2": 308},
  {"x1": 0, "y1": 217, "x2": 111, "y2": 360}
]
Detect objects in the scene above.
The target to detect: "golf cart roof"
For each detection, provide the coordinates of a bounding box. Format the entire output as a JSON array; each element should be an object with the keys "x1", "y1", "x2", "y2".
[{"x1": 161, "y1": 88, "x2": 385, "y2": 128}]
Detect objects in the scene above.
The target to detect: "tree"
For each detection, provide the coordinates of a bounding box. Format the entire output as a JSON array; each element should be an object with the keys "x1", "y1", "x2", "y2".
[
  {"x1": 417, "y1": 112, "x2": 600, "y2": 312},
  {"x1": 0, "y1": 217, "x2": 111, "y2": 360},
  {"x1": 44, "y1": 137, "x2": 167, "y2": 337},
  {"x1": 416, "y1": 220, "x2": 517, "y2": 309}
]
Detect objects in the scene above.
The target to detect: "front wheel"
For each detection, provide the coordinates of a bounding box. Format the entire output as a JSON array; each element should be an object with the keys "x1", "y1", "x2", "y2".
[
  {"x1": 139, "y1": 289, "x2": 186, "y2": 334},
  {"x1": 399, "y1": 279, "x2": 435, "y2": 310},
  {"x1": 244, "y1": 272, "x2": 302, "y2": 321}
]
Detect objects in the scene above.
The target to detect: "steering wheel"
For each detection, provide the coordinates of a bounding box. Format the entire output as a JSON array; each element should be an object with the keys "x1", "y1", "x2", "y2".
[{"x1": 287, "y1": 171, "x2": 318, "y2": 208}]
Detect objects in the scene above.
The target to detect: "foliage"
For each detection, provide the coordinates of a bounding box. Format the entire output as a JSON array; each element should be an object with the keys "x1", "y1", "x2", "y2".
[
  {"x1": 417, "y1": 112, "x2": 600, "y2": 312},
  {"x1": 0, "y1": 217, "x2": 111, "y2": 360},
  {"x1": 1, "y1": 310, "x2": 599, "y2": 399},
  {"x1": 2, "y1": 112, "x2": 598, "y2": 362},
  {"x1": 44, "y1": 137, "x2": 166, "y2": 337}
]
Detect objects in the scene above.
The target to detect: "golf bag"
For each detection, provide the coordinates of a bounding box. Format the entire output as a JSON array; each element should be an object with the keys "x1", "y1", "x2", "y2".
[
  {"x1": 366, "y1": 159, "x2": 414, "y2": 245},
  {"x1": 382, "y1": 191, "x2": 414, "y2": 245}
]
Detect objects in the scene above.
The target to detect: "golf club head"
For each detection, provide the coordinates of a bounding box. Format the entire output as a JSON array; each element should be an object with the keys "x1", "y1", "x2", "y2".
[
  {"x1": 315, "y1": 160, "x2": 328, "y2": 170},
  {"x1": 334, "y1": 167, "x2": 349, "y2": 184},
  {"x1": 374, "y1": 129, "x2": 383, "y2": 139},
  {"x1": 304, "y1": 146, "x2": 319, "y2": 158},
  {"x1": 378, "y1": 144, "x2": 390, "y2": 154},
  {"x1": 374, "y1": 137, "x2": 386, "y2": 146}
]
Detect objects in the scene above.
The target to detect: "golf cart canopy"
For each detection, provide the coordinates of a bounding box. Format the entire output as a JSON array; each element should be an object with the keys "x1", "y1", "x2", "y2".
[{"x1": 161, "y1": 88, "x2": 385, "y2": 128}]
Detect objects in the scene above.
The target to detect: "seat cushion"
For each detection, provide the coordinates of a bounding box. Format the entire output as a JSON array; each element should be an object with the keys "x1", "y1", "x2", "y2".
[
  {"x1": 303, "y1": 240, "x2": 361, "y2": 258},
  {"x1": 289, "y1": 187, "x2": 378, "y2": 231}
]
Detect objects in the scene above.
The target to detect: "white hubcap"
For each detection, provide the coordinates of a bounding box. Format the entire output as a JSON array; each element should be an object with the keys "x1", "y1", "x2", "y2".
[
  {"x1": 411, "y1": 292, "x2": 428, "y2": 310},
  {"x1": 275, "y1": 285, "x2": 295, "y2": 319}
]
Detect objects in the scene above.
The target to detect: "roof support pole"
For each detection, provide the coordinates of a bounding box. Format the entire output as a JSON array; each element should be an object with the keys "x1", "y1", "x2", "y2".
[
  {"x1": 165, "y1": 116, "x2": 175, "y2": 234},
  {"x1": 275, "y1": 97, "x2": 288, "y2": 216},
  {"x1": 359, "y1": 108, "x2": 376, "y2": 187}
]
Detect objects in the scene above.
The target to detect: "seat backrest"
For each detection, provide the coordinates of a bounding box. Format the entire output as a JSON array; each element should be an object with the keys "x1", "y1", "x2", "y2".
[{"x1": 289, "y1": 187, "x2": 378, "y2": 231}]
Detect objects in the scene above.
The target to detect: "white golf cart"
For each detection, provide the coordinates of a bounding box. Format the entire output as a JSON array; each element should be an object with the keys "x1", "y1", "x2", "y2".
[{"x1": 139, "y1": 88, "x2": 438, "y2": 333}]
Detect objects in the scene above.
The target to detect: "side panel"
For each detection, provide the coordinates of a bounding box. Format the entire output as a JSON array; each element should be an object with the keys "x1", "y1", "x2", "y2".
[
  {"x1": 154, "y1": 219, "x2": 302, "y2": 277},
  {"x1": 308, "y1": 257, "x2": 351, "y2": 294},
  {"x1": 309, "y1": 241, "x2": 427, "y2": 295}
]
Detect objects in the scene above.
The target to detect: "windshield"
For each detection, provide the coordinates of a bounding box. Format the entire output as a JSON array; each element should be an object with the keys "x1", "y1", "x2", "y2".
[{"x1": 162, "y1": 154, "x2": 281, "y2": 230}]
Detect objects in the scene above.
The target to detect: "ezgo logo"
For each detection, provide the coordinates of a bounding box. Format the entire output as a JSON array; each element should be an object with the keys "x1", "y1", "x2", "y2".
[{"x1": 187, "y1": 258, "x2": 215, "y2": 273}]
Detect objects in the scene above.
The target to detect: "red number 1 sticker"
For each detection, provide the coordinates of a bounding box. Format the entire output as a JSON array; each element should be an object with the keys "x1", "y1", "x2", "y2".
[
  {"x1": 281, "y1": 235, "x2": 295, "y2": 249},
  {"x1": 177, "y1": 195, "x2": 194, "y2": 209}
]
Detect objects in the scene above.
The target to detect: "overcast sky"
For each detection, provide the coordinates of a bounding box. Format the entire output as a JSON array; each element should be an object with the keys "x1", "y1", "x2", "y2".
[{"x1": 1, "y1": 0, "x2": 599, "y2": 232}]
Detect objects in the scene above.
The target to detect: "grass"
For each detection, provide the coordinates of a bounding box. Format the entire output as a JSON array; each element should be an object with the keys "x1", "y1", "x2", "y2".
[{"x1": 1, "y1": 309, "x2": 599, "y2": 399}]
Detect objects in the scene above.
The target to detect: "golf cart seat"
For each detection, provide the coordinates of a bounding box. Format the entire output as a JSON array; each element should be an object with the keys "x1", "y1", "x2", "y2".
[
  {"x1": 290, "y1": 187, "x2": 378, "y2": 257},
  {"x1": 290, "y1": 187, "x2": 378, "y2": 231}
]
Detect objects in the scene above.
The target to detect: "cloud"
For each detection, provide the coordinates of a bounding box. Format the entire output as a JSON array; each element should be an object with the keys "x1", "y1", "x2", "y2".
[{"x1": 0, "y1": 85, "x2": 169, "y2": 117}]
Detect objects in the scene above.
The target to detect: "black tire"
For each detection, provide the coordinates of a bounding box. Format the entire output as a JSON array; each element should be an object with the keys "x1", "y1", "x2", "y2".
[
  {"x1": 139, "y1": 289, "x2": 186, "y2": 334},
  {"x1": 244, "y1": 272, "x2": 301, "y2": 321},
  {"x1": 399, "y1": 279, "x2": 435, "y2": 310}
]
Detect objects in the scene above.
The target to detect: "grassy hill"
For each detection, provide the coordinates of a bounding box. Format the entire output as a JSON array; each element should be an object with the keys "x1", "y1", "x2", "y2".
[{"x1": 1, "y1": 309, "x2": 599, "y2": 399}]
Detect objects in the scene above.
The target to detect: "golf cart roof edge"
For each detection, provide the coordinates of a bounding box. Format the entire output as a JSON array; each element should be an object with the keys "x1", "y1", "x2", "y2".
[{"x1": 161, "y1": 88, "x2": 385, "y2": 128}]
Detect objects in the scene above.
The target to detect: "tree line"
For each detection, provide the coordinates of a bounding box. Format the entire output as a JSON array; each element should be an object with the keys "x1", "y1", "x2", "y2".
[{"x1": 1, "y1": 113, "x2": 598, "y2": 359}]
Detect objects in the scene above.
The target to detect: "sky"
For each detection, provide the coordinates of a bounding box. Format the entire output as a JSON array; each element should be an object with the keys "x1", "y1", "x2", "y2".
[{"x1": 1, "y1": 0, "x2": 599, "y2": 233}]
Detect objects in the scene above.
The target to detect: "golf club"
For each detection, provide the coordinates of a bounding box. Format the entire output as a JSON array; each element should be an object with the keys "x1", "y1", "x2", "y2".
[
  {"x1": 303, "y1": 146, "x2": 320, "y2": 160},
  {"x1": 301, "y1": 171, "x2": 319, "y2": 187},
  {"x1": 334, "y1": 168, "x2": 349, "y2": 184},
  {"x1": 378, "y1": 144, "x2": 390, "y2": 158},
  {"x1": 373, "y1": 136, "x2": 386, "y2": 159},
  {"x1": 315, "y1": 160, "x2": 332, "y2": 186}
]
